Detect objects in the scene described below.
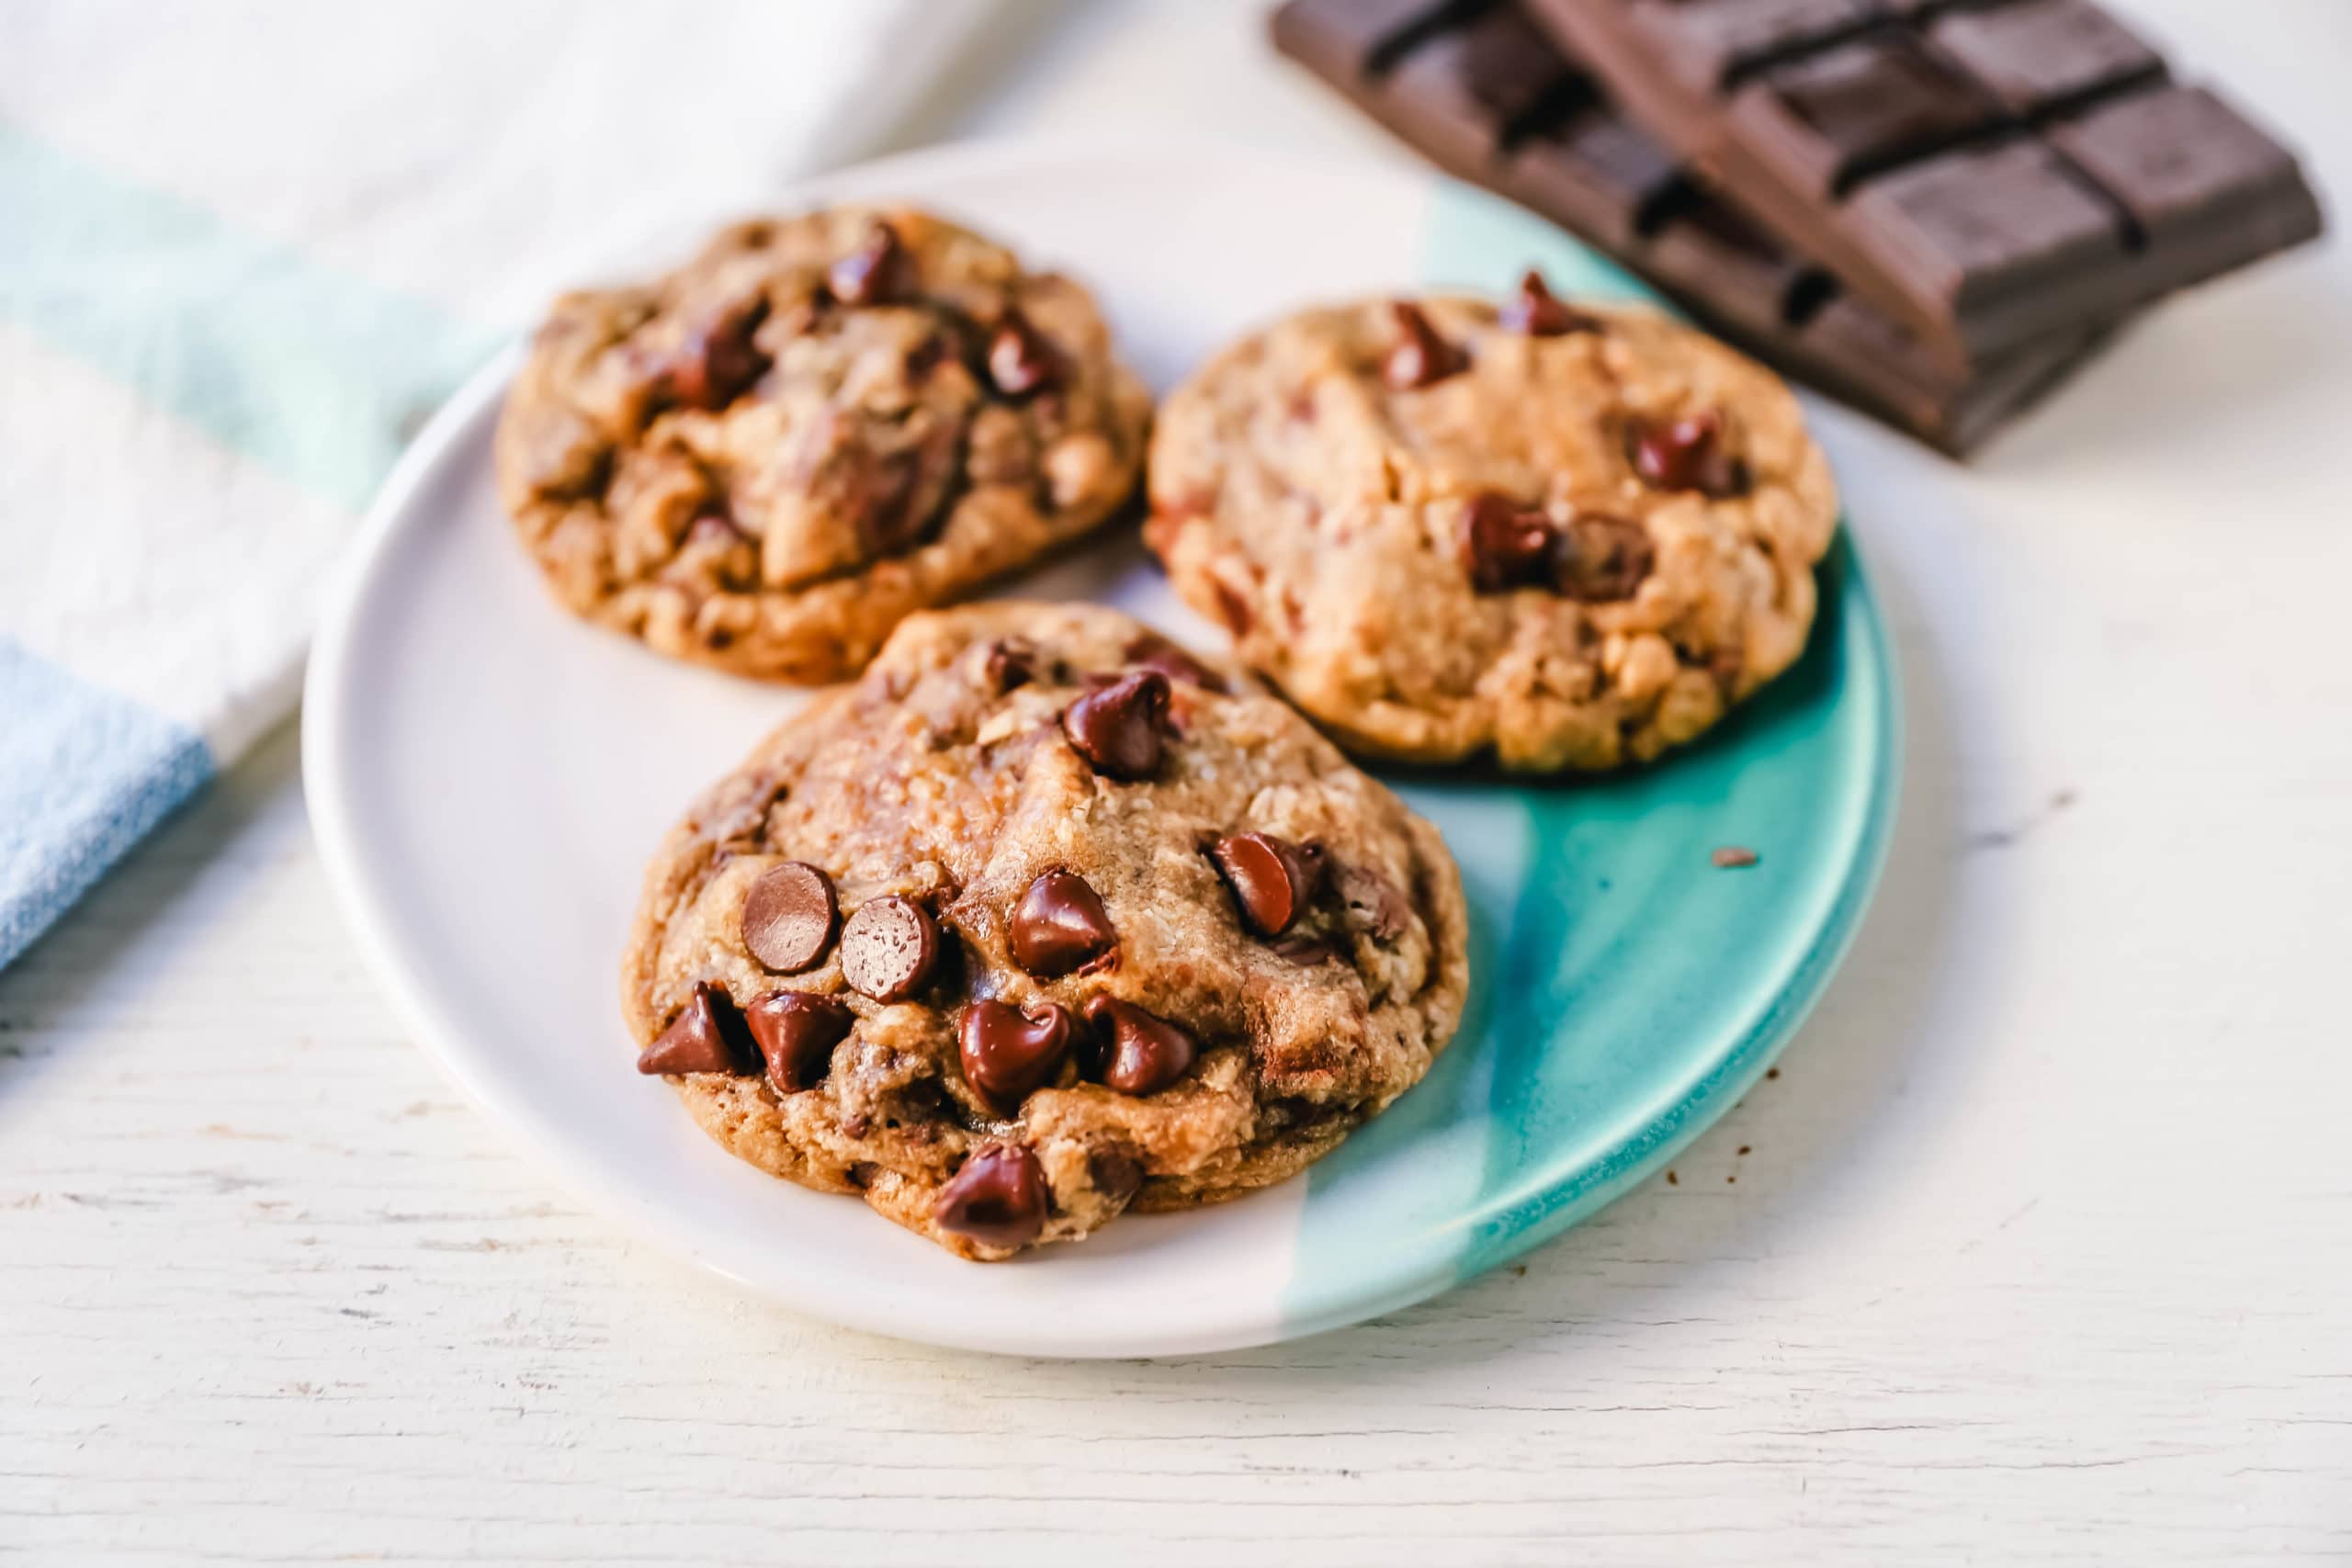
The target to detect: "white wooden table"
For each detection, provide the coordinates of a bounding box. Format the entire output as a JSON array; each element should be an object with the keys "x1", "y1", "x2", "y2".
[{"x1": 6, "y1": 3, "x2": 2349, "y2": 1562}]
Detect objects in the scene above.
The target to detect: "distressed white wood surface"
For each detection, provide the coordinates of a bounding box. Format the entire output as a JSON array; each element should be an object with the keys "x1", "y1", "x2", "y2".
[{"x1": 5, "y1": 3, "x2": 2349, "y2": 1562}]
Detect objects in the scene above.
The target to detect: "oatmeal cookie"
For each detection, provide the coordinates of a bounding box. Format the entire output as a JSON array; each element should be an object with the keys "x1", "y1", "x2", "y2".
[
  {"x1": 1146, "y1": 278, "x2": 1838, "y2": 770},
  {"x1": 497, "y1": 208, "x2": 1152, "y2": 681},
  {"x1": 621, "y1": 603, "x2": 1469, "y2": 1260}
]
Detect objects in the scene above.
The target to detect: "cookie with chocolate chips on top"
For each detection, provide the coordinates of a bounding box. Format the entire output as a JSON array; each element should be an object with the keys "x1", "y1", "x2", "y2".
[
  {"x1": 1147, "y1": 277, "x2": 1838, "y2": 771},
  {"x1": 621, "y1": 601, "x2": 1469, "y2": 1260},
  {"x1": 496, "y1": 208, "x2": 1153, "y2": 682}
]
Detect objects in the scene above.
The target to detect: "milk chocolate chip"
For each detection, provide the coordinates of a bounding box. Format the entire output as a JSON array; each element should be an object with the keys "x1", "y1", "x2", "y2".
[
  {"x1": 1383, "y1": 301, "x2": 1468, "y2": 390},
  {"x1": 839, "y1": 896, "x2": 941, "y2": 1001},
  {"x1": 828, "y1": 220, "x2": 916, "y2": 306},
  {"x1": 1009, "y1": 870, "x2": 1116, "y2": 977},
  {"x1": 1499, "y1": 269, "x2": 1600, "y2": 337},
  {"x1": 1459, "y1": 493, "x2": 1558, "y2": 593},
  {"x1": 1081, "y1": 997, "x2": 1198, "y2": 1097},
  {"x1": 1210, "y1": 832, "x2": 1316, "y2": 937},
  {"x1": 746, "y1": 990, "x2": 855, "y2": 1092},
  {"x1": 1629, "y1": 412, "x2": 1749, "y2": 498},
  {"x1": 959, "y1": 999, "x2": 1076, "y2": 1111},
  {"x1": 1062, "y1": 670, "x2": 1170, "y2": 780},
  {"x1": 934, "y1": 1144, "x2": 1048, "y2": 1250},
  {"x1": 741, "y1": 862, "x2": 838, "y2": 972},
  {"x1": 636, "y1": 982, "x2": 756, "y2": 1076}
]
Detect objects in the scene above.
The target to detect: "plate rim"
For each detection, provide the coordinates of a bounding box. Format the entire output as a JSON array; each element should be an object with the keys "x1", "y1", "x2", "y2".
[{"x1": 302, "y1": 133, "x2": 1903, "y2": 1358}]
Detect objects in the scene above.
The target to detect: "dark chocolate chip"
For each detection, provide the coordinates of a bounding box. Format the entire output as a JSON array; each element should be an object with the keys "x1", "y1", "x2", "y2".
[
  {"x1": 1087, "y1": 1145, "x2": 1144, "y2": 1206},
  {"x1": 983, "y1": 638, "x2": 1040, "y2": 694},
  {"x1": 933, "y1": 1143, "x2": 1048, "y2": 1251},
  {"x1": 1009, "y1": 870, "x2": 1117, "y2": 978},
  {"x1": 1382, "y1": 300, "x2": 1468, "y2": 390},
  {"x1": 1551, "y1": 514, "x2": 1657, "y2": 603},
  {"x1": 1629, "y1": 411, "x2": 1750, "y2": 497},
  {"x1": 1080, "y1": 997, "x2": 1199, "y2": 1097},
  {"x1": 635, "y1": 981, "x2": 756, "y2": 1076},
  {"x1": 828, "y1": 220, "x2": 917, "y2": 306},
  {"x1": 986, "y1": 310, "x2": 1063, "y2": 398},
  {"x1": 1499, "y1": 269, "x2": 1601, "y2": 337},
  {"x1": 1336, "y1": 862, "x2": 1411, "y2": 945},
  {"x1": 668, "y1": 299, "x2": 773, "y2": 410},
  {"x1": 1062, "y1": 670, "x2": 1171, "y2": 780},
  {"x1": 958, "y1": 999, "x2": 1076, "y2": 1111},
  {"x1": 1123, "y1": 632, "x2": 1227, "y2": 694},
  {"x1": 1270, "y1": 935, "x2": 1341, "y2": 966},
  {"x1": 1459, "y1": 492, "x2": 1559, "y2": 593},
  {"x1": 839, "y1": 896, "x2": 941, "y2": 1002},
  {"x1": 1210, "y1": 832, "x2": 1317, "y2": 938},
  {"x1": 745, "y1": 990, "x2": 855, "y2": 1092},
  {"x1": 741, "y1": 862, "x2": 838, "y2": 973}
]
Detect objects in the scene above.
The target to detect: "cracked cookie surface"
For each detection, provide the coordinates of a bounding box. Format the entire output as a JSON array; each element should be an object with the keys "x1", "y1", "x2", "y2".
[
  {"x1": 622, "y1": 601, "x2": 1469, "y2": 1260},
  {"x1": 1147, "y1": 284, "x2": 1838, "y2": 770},
  {"x1": 497, "y1": 208, "x2": 1152, "y2": 682}
]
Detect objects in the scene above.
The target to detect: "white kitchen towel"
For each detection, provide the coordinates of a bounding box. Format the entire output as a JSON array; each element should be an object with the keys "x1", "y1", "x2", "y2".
[{"x1": 0, "y1": 0, "x2": 1004, "y2": 969}]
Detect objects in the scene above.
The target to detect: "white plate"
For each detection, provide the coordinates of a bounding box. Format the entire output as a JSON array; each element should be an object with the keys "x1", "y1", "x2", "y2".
[{"x1": 304, "y1": 138, "x2": 1894, "y2": 1357}]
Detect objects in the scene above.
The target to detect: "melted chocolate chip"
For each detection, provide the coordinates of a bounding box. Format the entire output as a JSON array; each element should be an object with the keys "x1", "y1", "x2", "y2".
[
  {"x1": 1382, "y1": 301, "x2": 1468, "y2": 390},
  {"x1": 741, "y1": 862, "x2": 838, "y2": 973},
  {"x1": 1088, "y1": 1146, "x2": 1144, "y2": 1205},
  {"x1": 1080, "y1": 997, "x2": 1198, "y2": 1097},
  {"x1": 1210, "y1": 832, "x2": 1317, "y2": 937},
  {"x1": 1551, "y1": 514, "x2": 1657, "y2": 604},
  {"x1": 1499, "y1": 269, "x2": 1601, "y2": 337},
  {"x1": 958, "y1": 999, "x2": 1076, "y2": 1111},
  {"x1": 986, "y1": 310, "x2": 1062, "y2": 398},
  {"x1": 1336, "y1": 863, "x2": 1411, "y2": 945},
  {"x1": 635, "y1": 982, "x2": 756, "y2": 1076},
  {"x1": 828, "y1": 220, "x2": 917, "y2": 306},
  {"x1": 745, "y1": 991, "x2": 855, "y2": 1092},
  {"x1": 1459, "y1": 493, "x2": 1558, "y2": 593},
  {"x1": 839, "y1": 896, "x2": 941, "y2": 1002},
  {"x1": 1009, "y1": 870, "x2": 1117, "y2": 977},
  {"x1": 1062, "y1": 670, "x2": 1171, "y2": 780},
  {"x1": 934, "y1": 1144, "x2": 1048, "y2": 1251},
  {"x1": 667, "y1": 299, "x2": 773, "y2": 410},
  {"x1": 983, "y1": 638, "x2": 1040, "y2": 694},
  {"x1": 1629, "y1": 412, "x2": 1750, "y2": 498},
  {"x1": 1122, "y1": 632, "x2": 1227, "y2": 694}
]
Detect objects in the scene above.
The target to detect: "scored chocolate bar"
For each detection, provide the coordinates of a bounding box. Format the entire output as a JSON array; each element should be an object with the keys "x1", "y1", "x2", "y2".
[
  {"x1": 1523, "y1": 0, "x2": 2324, "y2": 369},
  {"x1": 1271, "y1": 0, "x2": 2105, "y2": 453}
]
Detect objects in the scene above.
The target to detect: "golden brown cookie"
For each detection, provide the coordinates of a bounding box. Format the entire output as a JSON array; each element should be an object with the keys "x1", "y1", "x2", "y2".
[
  {"x1": 1147, "y1": 281, "x2": 1838, "y2": 770},
  {"x1": 621, "y1": 602, "x2": 1469, "y2": 1260},
  {"x1": 497, "y1": 208, "x2": 1152, "y2": 682}
]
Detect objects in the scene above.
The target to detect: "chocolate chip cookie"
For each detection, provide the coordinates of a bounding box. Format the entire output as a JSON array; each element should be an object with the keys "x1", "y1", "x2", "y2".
[
  {"x1": 496, "y1": 208, "x2": 1153, "y2": 682},
  {"x1": 622, "y1": 602, "x2": 1468, "y2": 1260},
  {"x1": 1147, "y1": 278, "x2": 1838, "y2": 770}
]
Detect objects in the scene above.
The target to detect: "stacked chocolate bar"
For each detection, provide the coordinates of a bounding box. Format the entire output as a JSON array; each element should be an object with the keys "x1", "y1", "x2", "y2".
[{"x1": 1272, "y1": 0, "x2": 2323, "y2": 453}]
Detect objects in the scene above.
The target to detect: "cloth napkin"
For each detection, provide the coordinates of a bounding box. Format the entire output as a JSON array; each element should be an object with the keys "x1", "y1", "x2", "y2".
[{"x1": 0, "y1": 0, "x2": 1005, "y2": 969}]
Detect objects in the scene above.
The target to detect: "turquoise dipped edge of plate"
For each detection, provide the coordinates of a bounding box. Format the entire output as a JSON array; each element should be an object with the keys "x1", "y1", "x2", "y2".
[{"x1": 1275, "y1": 179, "x2": 1903, "y2": 1340}]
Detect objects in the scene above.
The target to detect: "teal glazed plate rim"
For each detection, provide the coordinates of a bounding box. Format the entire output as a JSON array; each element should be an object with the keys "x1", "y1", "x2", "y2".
[{"x1": 303, "y1": 138, "x2": 1902, "y2": 1357}]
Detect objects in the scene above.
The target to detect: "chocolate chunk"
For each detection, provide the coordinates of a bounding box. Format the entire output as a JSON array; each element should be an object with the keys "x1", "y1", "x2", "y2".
[
  {"x1": 1210, "y1": 832, "x2": 1317, "y2": 938},
  {"x1": 741, "y1": 862, "x2": 838, "y2": 973},
  {"x1": 838, "y1": 896, "x2": 941, "y2": 1002},
  {"x1": 933, "y1": 1144, "x2": 1048, "y2": 1251},
  {"x1": 1080, "y1": 997, "x2": 1199, "y2": 1097},
  {"x1": 1087, "y1": 1146, "x2": 1144, "y2": 1205},
  {"x1": 745, "y1": 990, "x2": 855, "y2": 1092},
  {"x1": 983, "y1": 638, "x2": 1040, "y2": 694},
  {"x1": 1123, "y1": 632, "x2": 1227, "y2": 694},
  {"x1": 958, "y1": 999, "x2": 1076, "y2": 1111},
  {"x1": 1336, "y1": 862, "x2": 1411, "y2": 945},
  {"x1": 1551, "y1": 513, "x2": 1656, "y2": 603},
  {"x1": 667, "y1": 299, "x2": 772, "y2": 411},
  {"x1": 1009, "y1": 870, "x2": 1117, "y2": 977},
  {"x1": 1628, "y1": 412, "x2": 1748, "y2": 497},
  {"x1": 1062, "y1": 670, "x2": 1171, "y2": 780},
  {"x1": 636, "y1": 981, "x2": 756, "y2": 1076},
  {"x1": 1382, "y1": 300, "x2": 1469, "y2": 390},
  {"x1": 1459, "y1": 493, "x2": 1558, "y2": 593},
  {"x1": 828, "y1": 220, "x2": 917, "y2": 306},
  {"x1": 1499, "y1": 269, "x2": 1600, "y2": 337},
  {"x1": 986, "y1": 310, "x2": 1063, "y2": 398}
]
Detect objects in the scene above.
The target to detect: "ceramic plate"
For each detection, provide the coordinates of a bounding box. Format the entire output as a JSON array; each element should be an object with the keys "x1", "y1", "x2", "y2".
[{"x1": 304, "y1": 139, "x2": 1898, "y2": 1357}]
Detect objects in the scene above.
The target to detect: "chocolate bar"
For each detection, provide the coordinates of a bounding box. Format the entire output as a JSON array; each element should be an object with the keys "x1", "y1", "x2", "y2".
[
  {"x1": 1271, "y1": 0, "x2": 2106, "y2": 453},
  {"x1": 1521, "y1": 0, "x2": 2324, "y2": 368}
]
